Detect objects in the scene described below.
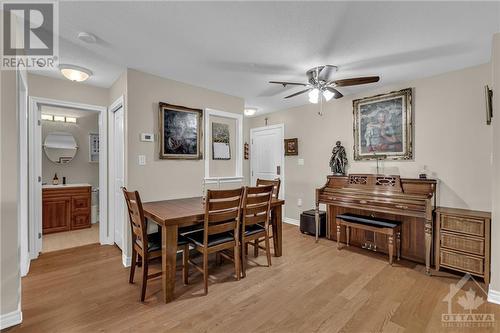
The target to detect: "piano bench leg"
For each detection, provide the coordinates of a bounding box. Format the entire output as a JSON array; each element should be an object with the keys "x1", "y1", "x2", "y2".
[
  {"x1": 396, "y1": 230, "x2": 401, "y2": 261},
  {"x1": 388, "y1": 234, "x2": 394, "y2": 266},
  {"x1": 346, "y1": 226, "x2": 350, "y2": 246},
  {"x1": 336, "y1": 224, "x2": 341, "y2": 250}
]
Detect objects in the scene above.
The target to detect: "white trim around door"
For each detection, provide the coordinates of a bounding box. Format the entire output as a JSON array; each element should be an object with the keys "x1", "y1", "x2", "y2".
[
  {"x1": 28, "y1": 97, "x2": 109, "y2": 260},
  {"x1": 250, "y1": 123, "x2": 285, "y2": 199}
]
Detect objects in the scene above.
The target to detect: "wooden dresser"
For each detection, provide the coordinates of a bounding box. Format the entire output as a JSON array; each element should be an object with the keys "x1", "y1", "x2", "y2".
[
  {"x1": 435, "y1": 207, "x2": 491, "y2": 284},
  {"x1": 42, "y1": 185, "x2": 92, "y2": 234}
]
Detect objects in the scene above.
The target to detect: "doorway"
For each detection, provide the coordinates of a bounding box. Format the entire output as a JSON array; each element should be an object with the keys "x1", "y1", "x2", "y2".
[
  {"x1": 250, "y1": 124, "x2": 285, "y2": 199},
  {"x1": 28, "y1": 97, "x2": 109, "y2": 262}
]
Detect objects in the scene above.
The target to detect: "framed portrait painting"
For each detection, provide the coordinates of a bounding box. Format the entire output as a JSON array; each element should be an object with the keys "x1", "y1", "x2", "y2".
[
  {"x1": 284, "y1": 138, "x2": 298, "y2": 156},
  {"x1": 353, "y1": 88, "x2": 413, "y2": 161},
  {"x1": 159, "y1": 102, "x2": 203, "y2": 159}
]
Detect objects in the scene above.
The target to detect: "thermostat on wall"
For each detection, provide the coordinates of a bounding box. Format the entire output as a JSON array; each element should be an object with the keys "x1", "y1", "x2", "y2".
[{"x1": 140, "y1": 133, "x2": 154, "y2": 142}]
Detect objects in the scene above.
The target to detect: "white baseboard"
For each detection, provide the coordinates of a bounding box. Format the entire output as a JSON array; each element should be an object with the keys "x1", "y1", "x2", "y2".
[
  {"x1": 283, "y1": 217, "x2": 300, "y2": 226},
  {"x1": 0, "y1": 308, "x2": 22, "y2": 330},
  {"x1": 488, "y1": 288, "x2": 500, "y2": 305},
  {"x1": 122, "y1": 253, "x2": 131, "y2": 267}
]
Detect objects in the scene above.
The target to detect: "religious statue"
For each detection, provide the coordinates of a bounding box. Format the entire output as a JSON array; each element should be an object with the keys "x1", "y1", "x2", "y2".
[{"x1": 330, "y1": 141, "x2": 348, "y2": 175}]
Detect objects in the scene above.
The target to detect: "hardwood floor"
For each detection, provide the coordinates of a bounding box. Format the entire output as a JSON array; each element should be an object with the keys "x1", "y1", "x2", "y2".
[
  {"x1": 9, "y1": 224, "x2": 500, "y2": 332},
  {"x1": 42, "y1": 223, "x2": 99, "y2": 253}
]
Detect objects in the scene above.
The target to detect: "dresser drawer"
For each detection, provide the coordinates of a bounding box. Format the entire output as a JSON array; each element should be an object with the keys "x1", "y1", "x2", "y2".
[
  {"x1": 441, "y1": 215, "x2": 484, "y2": 237},
  {"x1": 72, "y1": 195, "x2": 90, "y2": 211},
  {"x1": 440, "y1": 232, "x2": 484, "y2": 256},
  {"x1": 440, "y1": 249, "x2": 484, "y2": 275}
]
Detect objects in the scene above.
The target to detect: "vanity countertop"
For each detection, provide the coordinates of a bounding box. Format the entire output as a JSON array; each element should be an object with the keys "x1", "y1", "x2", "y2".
[{"x1": 42, "y1": 183, "x2": 92, "y2": 189}]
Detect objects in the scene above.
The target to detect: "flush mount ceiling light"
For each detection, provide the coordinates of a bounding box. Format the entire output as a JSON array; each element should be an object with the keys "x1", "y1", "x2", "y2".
[
  {"x1": 59, "y1": 64, "x2": 93, "y2": 82},
  {"x1": 244, "y1": 108, "x2": 257, "y2": 116}
]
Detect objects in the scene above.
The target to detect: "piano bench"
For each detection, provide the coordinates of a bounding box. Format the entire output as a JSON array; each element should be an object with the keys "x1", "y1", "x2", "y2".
[{"x1": 336, "y1": 213, "x2": 401, "y2": 265}]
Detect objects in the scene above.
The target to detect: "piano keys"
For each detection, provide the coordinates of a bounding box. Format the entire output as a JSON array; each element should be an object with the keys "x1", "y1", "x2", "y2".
[{"x1": 315, "y1": 174, "x2": 437, "y2": 274}]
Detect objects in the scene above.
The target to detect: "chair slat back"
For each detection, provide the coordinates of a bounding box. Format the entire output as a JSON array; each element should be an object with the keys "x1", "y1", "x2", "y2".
[
  {"x1": 122, "y1": 188, "x2": 148, "y2": 251},
  {"x1": 242, "y1": 185, "x2": 273, "y2": 230},
  {"x1": 204, "y1": 188, "x2": 244, "y2": 243},
  {"x1": 256, "y1": 178, "x2": 281, "y2": 199}
]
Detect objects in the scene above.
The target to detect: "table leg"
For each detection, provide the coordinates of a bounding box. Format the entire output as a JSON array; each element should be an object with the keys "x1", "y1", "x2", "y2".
[
  {"x1": 162, "y1": 224, "x2": 178, "y2": 303},
  {"x1": 425, "y1": 218, "x2": 432, "y2": 275},
  {"x1": 273, "y1": 205, "x2": 283, "y2": 257}
]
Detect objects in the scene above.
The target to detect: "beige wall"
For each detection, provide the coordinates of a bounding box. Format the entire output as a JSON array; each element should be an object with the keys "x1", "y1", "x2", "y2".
[
  {"x1": 249, "y1": 64, "x2": 492, "y2": 220},
  {"x1": 126, "y1": 68, "x2": 245, "y2": 201},
  {"x1": 28, "y1": 74, "x2": 109, "y2": 107},
  {"x1": 0, "y1": 69, "x2": 21, "y2": 321},
  {"x1": 490, "y1": 33, "x2": 500, "y2": 296},
  {"x1": 42, "y1": 112, "x2": 99, "y2": 187}
]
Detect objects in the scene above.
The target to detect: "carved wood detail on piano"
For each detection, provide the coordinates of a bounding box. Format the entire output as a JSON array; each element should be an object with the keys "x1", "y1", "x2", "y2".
[{"x1": 315, "y1": 174, "x2": 437, "y2": 274}]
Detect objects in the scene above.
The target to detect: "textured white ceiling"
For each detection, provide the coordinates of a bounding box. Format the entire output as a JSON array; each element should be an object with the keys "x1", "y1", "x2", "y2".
[{"x1": 34, "y1": 1, "x2": 500, "y2": 116}]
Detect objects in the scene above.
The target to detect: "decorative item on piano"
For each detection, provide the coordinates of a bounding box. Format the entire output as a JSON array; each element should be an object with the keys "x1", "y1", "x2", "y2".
[
  {"x1": 353, "y1": 88, "x2": 413, "y2": 161},
  {"x1": 329, "y1": 141, "x2": 348, "y2": 175},
  {"x1": 419, "y1": 165, "x2": 428, "y2": 179}
]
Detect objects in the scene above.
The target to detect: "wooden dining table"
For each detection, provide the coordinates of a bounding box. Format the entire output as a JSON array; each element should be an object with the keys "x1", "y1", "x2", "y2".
[{"x1": 142, "y1": 196, "x2": 285, "y2": 303}]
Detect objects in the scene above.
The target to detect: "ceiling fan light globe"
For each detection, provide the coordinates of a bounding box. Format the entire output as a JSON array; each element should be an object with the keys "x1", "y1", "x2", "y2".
[
  {"x1": 308, "y1": 88, "x2": 319, "y2": 104},
  {"x1": 323, "y1": 89, "x2": 334, "y2": 101}
]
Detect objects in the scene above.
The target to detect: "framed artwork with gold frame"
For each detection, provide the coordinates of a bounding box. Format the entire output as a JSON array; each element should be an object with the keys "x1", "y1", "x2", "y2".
[
  {"x1": 353, "y1": 88, "x2": 413, "y2": 161},
  {"x1": 159, "y1": 102, "x2": 203, "y2": 160}
]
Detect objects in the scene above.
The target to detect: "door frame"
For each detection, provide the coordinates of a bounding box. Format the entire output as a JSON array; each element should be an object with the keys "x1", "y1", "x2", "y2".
[
  {"x1": 17, "y1": 70, "x2": 29, "y2": 277},
  {"x1": 108, "y1": 95, "x2": 128, "y2": 266},
  {"x1": 28, "y1": 96, "x2": 110, "y2": 260},
  {"x1": 250, "y1": 123, "x2": 285, "y2": 199}
]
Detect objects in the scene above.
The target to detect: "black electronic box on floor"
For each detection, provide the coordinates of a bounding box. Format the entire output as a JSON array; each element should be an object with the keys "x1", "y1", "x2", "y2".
[{"x1": 300, "y1": 209, "x2": 326, "y2": 237}]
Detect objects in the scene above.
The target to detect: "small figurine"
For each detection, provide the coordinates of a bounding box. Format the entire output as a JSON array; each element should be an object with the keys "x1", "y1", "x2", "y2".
[{"x1": 330, "y1": 141, "x2": 348, "y2": 175}]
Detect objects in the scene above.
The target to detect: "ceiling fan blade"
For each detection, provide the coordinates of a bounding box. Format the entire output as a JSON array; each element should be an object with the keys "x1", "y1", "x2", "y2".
[
  {"x1": 325, "y1": 87, "x2": 343, "y2": 99},
  {"x1": 269, "y1": 81, "x2": 308, "y2": 87},
  {"x1": 333, "y1": 76, "x2": 380, "y2": 87},
  {"x1": 284, "y1": 88, "x2": 311, "y2": 99}
]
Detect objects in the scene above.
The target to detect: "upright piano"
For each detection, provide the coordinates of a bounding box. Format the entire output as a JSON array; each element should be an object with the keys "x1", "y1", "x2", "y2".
[{"x1": 315, "y1": 174, "x2": 437, "y2": 274}]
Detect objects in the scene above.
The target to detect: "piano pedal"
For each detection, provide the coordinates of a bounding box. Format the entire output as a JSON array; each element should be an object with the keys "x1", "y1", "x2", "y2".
[{"x1": 362, "y1": 242, "x2": 377, "y2": 252}]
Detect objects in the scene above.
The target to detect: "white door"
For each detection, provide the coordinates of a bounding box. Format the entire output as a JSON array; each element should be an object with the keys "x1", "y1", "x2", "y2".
[
  {"x1": 113, "y1": 106, "x2": 125, "y2": 250},
  {"x1": 250, "y1": 124, "x2": 285, "y2": 199}
]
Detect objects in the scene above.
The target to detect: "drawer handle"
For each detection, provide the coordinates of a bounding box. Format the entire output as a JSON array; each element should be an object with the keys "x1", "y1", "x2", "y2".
[{"x1": 396, "y1": 204, "x2": 408, "y2": 209}]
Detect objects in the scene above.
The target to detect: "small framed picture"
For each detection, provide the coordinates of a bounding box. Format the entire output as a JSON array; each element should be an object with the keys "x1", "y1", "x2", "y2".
[{"x1": 284, "y1": 138, "x2": 298, "y2": 156}]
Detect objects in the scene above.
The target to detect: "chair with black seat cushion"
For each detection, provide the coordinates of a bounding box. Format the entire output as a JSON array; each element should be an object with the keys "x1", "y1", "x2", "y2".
[
  {"x1": 122, "y1": 188, "x2": 189, "y2": 301},
  {"x1": 181, "y1": 187, "x2": 244, "y2": 295},
  {"x1": 254, "y1": 178, "x2": 280, "y2": 257},
  {"x1": 241, "y1": 185, "x2": 274, "y2": 277}
]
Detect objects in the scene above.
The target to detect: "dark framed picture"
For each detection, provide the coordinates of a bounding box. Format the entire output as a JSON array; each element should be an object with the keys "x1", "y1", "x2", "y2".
[
  {"x1": 353, "y1": 88, "x2": 413, "y2": 161},
  {"x1": 159, "y1": 102, "x2": 203, "y2": 160},
  {"x1": 284, "y1": 138, "x2": 298, "y2": 156}
]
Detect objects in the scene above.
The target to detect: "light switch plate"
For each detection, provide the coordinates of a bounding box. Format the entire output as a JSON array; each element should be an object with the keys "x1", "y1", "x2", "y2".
[
  {"x1": 138, "y1": 155, "x2": 146, "y2": 165},
  {"x1": 298, "y1": 158, "x2": 304, "y2": 166}
]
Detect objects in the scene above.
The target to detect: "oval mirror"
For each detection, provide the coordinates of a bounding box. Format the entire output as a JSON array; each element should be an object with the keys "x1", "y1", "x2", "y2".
[{"x1": 44, "y1": 132, "x2": 78, "y2": 164}]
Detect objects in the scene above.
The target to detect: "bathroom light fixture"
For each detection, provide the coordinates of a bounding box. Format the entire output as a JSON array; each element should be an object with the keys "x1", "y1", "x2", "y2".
[
  {"x1": 65, "y1": 117, "x2": 77, "y2": 123},
  {"x1": 59, "y1": 64, "x2": 93, "y2": 82},
  {"x1": 244, "y1": 108, "x2": 257, "y2": 116},
  {"x1": 41, "y1": 114, "x2": 53, "y2": 121},
  {"x1": 53, "y1": 115, "x2": 66, "y2": 122},
  {"x1": 43, "y1": 114, "x2": 78, "y2": 123}
]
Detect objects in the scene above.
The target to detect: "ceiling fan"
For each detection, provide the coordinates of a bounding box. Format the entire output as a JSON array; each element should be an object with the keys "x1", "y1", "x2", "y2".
[{"x1": 269, "y1": 65, "x2": 380, "y2": 104}]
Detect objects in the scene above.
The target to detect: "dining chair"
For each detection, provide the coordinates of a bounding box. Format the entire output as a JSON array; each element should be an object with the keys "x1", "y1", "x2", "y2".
[
  {"x1": 181, "y1": 187, "x2": 244, "y2": 295},
  {"x1": 122, "y1": 187, "x2": 189, "y2": 302},
  {"x1": 240, "y1": 185, "x2": 274, "y2": 277},
  {"x1": 254, "y1": 178, "x2": 281, "y2": 257}
]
